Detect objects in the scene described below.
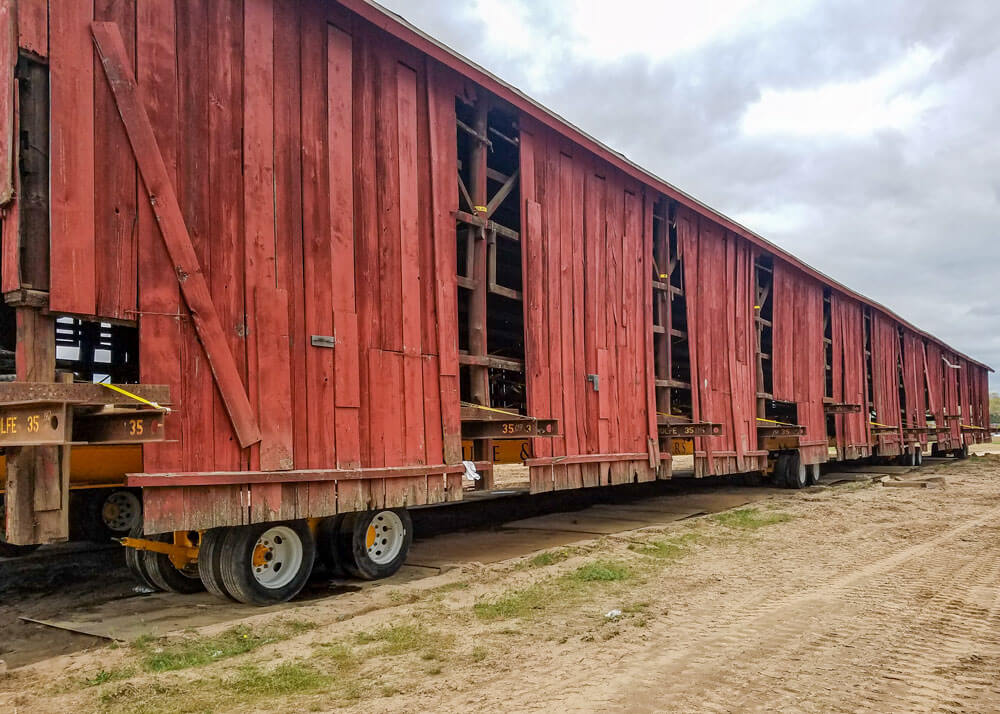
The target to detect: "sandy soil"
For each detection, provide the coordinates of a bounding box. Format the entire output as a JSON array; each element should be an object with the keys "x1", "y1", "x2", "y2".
[{"x1": 3, "y1": 453, "x2": 1000, "y2": 713}]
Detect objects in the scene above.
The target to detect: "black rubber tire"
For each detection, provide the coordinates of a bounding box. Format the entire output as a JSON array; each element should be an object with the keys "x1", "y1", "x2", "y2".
[
  {"x1": 316, "y1": 515, "x2": 346, "y2": 576},
  {"x1": 124, "y1": 525, "x2": 160, "y2": 591},
  {"x1": 197, "y1": 527, "x2": 234, "y2": 600},
  {"x1": 806, "y1": 462, "x2": 820, "y2": 486},
  {"x1": 143, "y1": 533, "x2": 206, "y2": 594},
  {"x1": 778, "y1": 453, "x2": 807, "y2": 489},
  {"x1": 914, "y1": 449, "x2": 923, "y2": 466},
  {"x1": 955, "y1": 444, "x2": 969, "y2": 460},
  {"x1": 343, "y1": 509, "x2": 413, "y2": 581},
  {"x1": 219, "y1": 521, "x2": 316, "y2": 605},
  {"x1": 81, "y1": 488, "x2": 143, "y2": 542}
]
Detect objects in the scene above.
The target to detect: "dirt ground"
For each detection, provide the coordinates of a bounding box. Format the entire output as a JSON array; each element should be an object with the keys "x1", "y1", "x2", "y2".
[{"x1": 3, "y1": 448, "x2": 1000, "y2": 713}]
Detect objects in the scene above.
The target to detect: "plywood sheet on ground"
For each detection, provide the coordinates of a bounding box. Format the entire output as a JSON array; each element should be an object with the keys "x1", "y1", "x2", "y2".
[
  {"x1": 503, "y1": 489, "x2": 779, "y2": 534},
  {"x1": 407, "y1": 528, "x2": 591, "y2": 568}
]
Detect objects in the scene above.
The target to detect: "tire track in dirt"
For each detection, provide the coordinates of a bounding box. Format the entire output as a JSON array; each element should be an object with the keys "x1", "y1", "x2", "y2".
[{"x1": 515, "y1": 502, "x2": 1000, "y2": 713}]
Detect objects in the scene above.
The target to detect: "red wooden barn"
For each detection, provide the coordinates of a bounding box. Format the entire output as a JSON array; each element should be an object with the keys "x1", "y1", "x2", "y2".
[{"x1": 0, "y1": 0, "x2": 991, "y2": 602}]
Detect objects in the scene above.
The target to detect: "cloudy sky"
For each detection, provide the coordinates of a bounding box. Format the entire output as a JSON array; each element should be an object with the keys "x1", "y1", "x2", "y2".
[{"x1": 378, "y1": 0, "x2": 1000, "y2": 391}]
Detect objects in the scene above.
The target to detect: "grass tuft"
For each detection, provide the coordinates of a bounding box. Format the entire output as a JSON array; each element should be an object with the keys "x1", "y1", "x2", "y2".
[
  {"x1": 523, "y1": 549, "x2": 571, "y2": 569},
  {"x1": 226, "y1": 662, "x2": 330, "y2": 697},
  {"x1": 569, "y1": 560, "x2": 630, "y2": 582},
  {"x1": 629, "y1": 532, "x2": 700, "y2": 560},
  {"x1": 132, "y1": 620, "x2": 316, "y2": 673},
  {"x1": 711, "y1": 507, "x2": 792, "y2": 530},
  {"x1": 83, "y1": 668, "x2": 134, "y2": 687}
]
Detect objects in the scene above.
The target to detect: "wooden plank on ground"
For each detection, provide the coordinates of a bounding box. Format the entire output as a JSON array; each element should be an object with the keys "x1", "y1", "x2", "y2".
[{"x1": 91, "y1": 21, "x2": 260, "y2": 448}]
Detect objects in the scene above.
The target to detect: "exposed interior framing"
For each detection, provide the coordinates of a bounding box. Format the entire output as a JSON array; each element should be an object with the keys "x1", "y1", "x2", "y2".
[
  {"x1": 823, "y1": 288, "x2": 835, "y2": 440},
  {"x1": 454, "y1": 94, "x2": 525, "y2": 487},
  {"x1": 863, "y1": 307, "x2": 875, "y2": 421},
  {"x1": 651, "y1": 198, "x2": 692, "y2": 418}
]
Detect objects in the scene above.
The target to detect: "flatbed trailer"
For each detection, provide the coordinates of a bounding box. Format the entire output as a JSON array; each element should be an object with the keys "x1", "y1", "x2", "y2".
[{"x1": 0, "y1": 0, "x2": 992, "y2": 603}]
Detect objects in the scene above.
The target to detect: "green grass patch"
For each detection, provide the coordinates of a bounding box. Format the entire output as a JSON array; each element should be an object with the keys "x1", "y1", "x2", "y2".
[
  {"x1": 430, "y1": 580, "x2": 470, "y2": 594},
  {"x1": 133, "y1": 620, "x2": 316, "y2": 673},
  {"x1": 711, "y1": 507, "x2": 792, "y2": 530},
  {"x1": 629, "y1": 532, "x2": 700, "y2": 560},
  {"x1": 522, "y1": 549, "x2": 571, "y2": 569},
  {"x1": 474, "y1": 558, "x2": 633, "y2": 620},
  {"x1": 569, "y1": 560, "x2": 630, "y2": 582},
  {"x1": 225, "y1": 662, "x2": 330, "y2": 698},
  {"x1": 84, "y1": 668, "x2": 135, "y2": 687},
  {"x1": 353, "y1": 623, "x2": 453, "y2": 660}
]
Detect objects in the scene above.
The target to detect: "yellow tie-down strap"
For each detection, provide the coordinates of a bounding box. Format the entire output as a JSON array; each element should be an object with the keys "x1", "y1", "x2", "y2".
[{"x1": 99, "y1": 382, "x2": 171, "y2": 413}]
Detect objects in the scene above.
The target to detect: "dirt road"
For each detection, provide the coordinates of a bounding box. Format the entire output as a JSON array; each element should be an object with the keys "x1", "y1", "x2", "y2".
[{"x1": 3, "y1": 452, "x2": 1000, "y2": 713}]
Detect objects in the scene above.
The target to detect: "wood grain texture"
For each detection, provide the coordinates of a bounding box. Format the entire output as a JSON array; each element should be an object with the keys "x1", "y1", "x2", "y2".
[
  {"x1": 49, "y1": 0, "x2": 95, "y2": 313},
  {"x1": 92, "y1": 21, "x2": 260, "y2": 448}
]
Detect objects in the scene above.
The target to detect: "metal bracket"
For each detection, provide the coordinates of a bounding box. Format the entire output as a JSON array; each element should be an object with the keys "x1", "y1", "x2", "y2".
[
  {"x1": 586, "y1": 374, "x2": 599, "y2": 392},
  {"x1": 311, "y1": 335, "x2": 336, "y2": 349}
]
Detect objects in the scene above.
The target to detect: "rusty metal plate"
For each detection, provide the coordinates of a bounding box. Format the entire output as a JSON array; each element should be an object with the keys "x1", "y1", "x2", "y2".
[
  {"x1": 669, "y1": 438, "x2": 694, "y2": 456},
  {"x1": 0, "y1": 402, "x2": 68, "y2": 446},
  {"x1": 756, "y1": 425, "x2": 806, "y2": 437},
  {"x1": 659, "y1": 422, "x2": 723, "y2": 437},
  {"x1": 824, "y1": 403, "x2": 861, "y2": 414},
  {"x1": 461, "y1": 418, "x2": 558, "y2": 440},
  {"x1": 73, "y1": 410, "x2": 166, "y2": 444}
]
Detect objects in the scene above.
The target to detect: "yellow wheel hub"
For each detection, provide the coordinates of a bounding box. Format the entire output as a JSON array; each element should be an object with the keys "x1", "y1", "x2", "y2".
[{"x1": 252, "y1": 543, "x2": 271, "y2": 568}]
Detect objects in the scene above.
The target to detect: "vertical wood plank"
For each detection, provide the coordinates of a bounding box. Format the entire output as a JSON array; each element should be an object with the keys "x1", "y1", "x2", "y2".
[
  {"x1": 16, "y1": 0, "x2": 46, "y2": 57},
  {"x1": 208, "y1": 0, "x2": 245, "y2": 468},
  {"x1": 422, "y1": 354, "x2": 444, "y2": 463},
  {"x1": 426, "y1": 60, "x2": 461, "y2": 462},
  {"x1": 300, "y1": 2, "x2": 335, "y2": 468},
  {"x1": 397, "y1": 61, "x2": 421, "y2": 356},
  {"x1": 49, "y1": 0, "x2": 95, "y2": 312},
  {"x1": 273, "y1": 0, "x2": 307, "y2": 468},
  {"x1": 243, "y1": 0, "x2": 276, "y2": 471},
  {"x1": 136, "y1": 0, "x2": 183, "y2": 473},
  {"x1": 0, "y1": 0, "x2": 15, "y2": 206},
  {"x1": 93, "y1": 0, "x2": 137, "y2": 320},
  {"x1": 376, "y1": 49, "x2": 402, "y2": 352},
  {"x1": 255, "y1": 287, "x2": 293, "y2": 470},
  {"x1": 174, "y1": 1, "x2": 213, "y2": 470}
]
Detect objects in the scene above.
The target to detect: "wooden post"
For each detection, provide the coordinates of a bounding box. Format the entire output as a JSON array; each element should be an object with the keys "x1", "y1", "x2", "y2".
[
  {"x1": 466, "y1": 99, "x2": 492, "y2": 489},
  {"x1": 3, "y1": 49, "x2": 69, "y2": 545}
]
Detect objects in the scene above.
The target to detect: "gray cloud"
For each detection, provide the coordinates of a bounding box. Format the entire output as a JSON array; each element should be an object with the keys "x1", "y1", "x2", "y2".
[{"x1": 379, "y1": 0, "x2": 1000, "y2": 390}]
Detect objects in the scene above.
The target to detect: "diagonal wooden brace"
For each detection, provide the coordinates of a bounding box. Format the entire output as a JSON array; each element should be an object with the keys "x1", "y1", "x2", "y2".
[{"x1": 91, "y1": 22, "x2": 261, "y2": 448}]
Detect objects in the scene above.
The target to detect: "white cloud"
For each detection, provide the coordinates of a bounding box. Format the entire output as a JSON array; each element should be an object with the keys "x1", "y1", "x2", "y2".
[{"x1": 742, "y1": 45, "x2": 942, "y2": 136}]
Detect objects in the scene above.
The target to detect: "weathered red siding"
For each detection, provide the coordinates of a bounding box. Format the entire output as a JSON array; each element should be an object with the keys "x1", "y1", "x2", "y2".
[
  {"x1": 677, "y1": 207, "x2": 765, "y2": 477},
  {"x1": 521, "y1": 120, "x2": 657, "y2": 491}
]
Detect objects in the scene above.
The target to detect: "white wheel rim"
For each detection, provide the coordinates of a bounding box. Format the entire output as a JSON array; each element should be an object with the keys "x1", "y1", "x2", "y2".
[
  {"x1": 251, "y1": 526, "x2": 303, "y2": 589},
  {"x1": 102, "y1": 491, "x2": 141, "y2": 532},
  {"x1": 364, "y1": 511, "x2": 406, "y2": 566}
]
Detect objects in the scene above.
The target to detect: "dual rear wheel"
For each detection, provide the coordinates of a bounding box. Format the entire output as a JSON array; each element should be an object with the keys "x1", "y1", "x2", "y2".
[
  {"x1": 773, "y1": 452, "x2": 819, "y2": 489},
  {"x1": 127, "y1": 509, "x2": 413, "y2": 605}
]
